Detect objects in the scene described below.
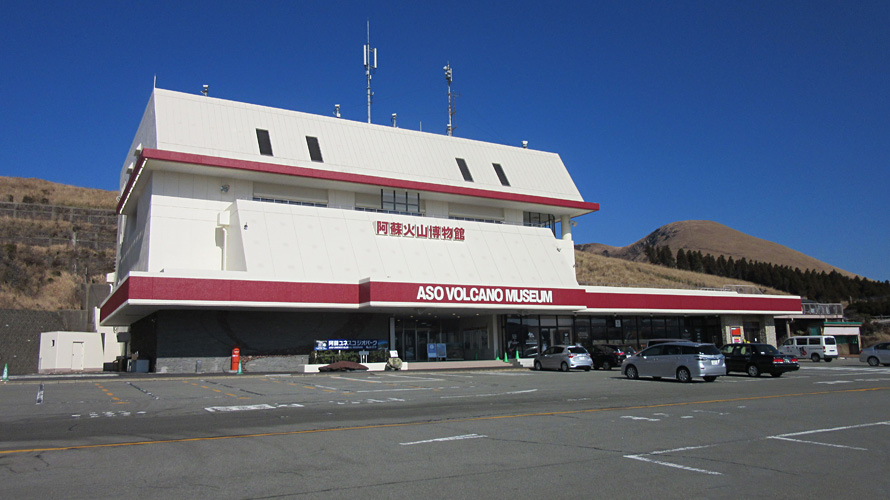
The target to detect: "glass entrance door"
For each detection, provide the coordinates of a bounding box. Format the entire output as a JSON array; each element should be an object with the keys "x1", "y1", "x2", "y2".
[{"x1": 417, "y1": 329, "x2": 430, "y2": 361}]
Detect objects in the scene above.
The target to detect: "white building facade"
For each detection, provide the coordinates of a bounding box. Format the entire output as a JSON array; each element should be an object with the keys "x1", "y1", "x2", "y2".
[{"x1": 101, "y1": 89, "x2": 801, "y2": 373}]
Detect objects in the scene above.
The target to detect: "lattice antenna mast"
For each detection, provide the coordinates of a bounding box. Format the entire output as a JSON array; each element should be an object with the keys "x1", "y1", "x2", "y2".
[
  {"x1": 444, "y1": 63, "x2": 455, "y2": 136},
  {"x1": 364, "y1": 20, "x2": 377, "y2": 124}
]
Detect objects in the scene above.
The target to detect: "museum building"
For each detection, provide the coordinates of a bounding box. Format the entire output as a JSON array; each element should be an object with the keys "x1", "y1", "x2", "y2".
[{"x1": 100, "y1": 89, "x2": 802, "y2": 372}]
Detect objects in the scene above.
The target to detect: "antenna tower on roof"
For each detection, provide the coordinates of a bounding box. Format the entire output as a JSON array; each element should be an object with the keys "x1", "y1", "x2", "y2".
[
  {"x1": 364, "y1": 20, "x2": 377, "y2": 124},
  {"x1": 444, "y1": 63, "x2": 455, "y2": 136}
]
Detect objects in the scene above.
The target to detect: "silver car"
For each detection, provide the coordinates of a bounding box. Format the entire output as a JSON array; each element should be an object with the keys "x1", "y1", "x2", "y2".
[
  {"x1": 859, "y1": 342, "x2": 890, "y2": 367},
  {"x1": 621, "y1": 341, "x2": 724, "y2": 382},
  {"x1": 533, "y1": 345, "x2": 593, "y2": 372}
]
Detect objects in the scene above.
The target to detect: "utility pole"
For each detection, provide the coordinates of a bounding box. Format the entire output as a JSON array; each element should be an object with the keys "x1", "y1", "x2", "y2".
[
  {"x1": 444, "y1": 63, "x2": 454, "y2": 136},
  {"x1": 364, "y1": 20, "x2": 377, "y2": 124}
]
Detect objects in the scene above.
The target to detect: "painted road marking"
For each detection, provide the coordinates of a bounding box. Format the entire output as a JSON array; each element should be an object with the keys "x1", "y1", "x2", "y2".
[
  {"x1": 769, "y1": 437, "x2": 867, "y2": 450},
  {"x1": 377, "y1": 374, "x2": 446, "y2": 382},
  {"x1": 621, "y1": 416, "x2": 660, "y2": 422},
  {"x1": 72, "y1": 411, "x2": 147, "y2": 419},
  {"x1": 767, "y1": 420, "x2": 890, "y2": 450},
  {"x1": 4, "y1": 386, "x2": 888, "y2": 456},
  {"x1": 400, "y1": 434, "x2": 487, "y2": 446},
  {"x1": 36, "y1": 384, "x2": 44, "y2": 405},
  {"x1": 330, "y1": 397, "x2": 405, "y2": 406},
  {"x1": 439, "y1": 389, "x2": 537, "y2": 399},
  {"x1": 625, "y1": 445, "x2": 721, "y2": 476},
  {"x1": 126, "y1": 382, "x2": 160, "y2": 400},
  {"x1": 205, "y1": 403, "x2": 304, "y2": 413}
]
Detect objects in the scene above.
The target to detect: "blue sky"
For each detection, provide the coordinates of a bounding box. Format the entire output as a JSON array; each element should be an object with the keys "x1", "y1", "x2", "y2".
[{"x1": 3, "y1": 1, "x2": 888, "y2": 281}]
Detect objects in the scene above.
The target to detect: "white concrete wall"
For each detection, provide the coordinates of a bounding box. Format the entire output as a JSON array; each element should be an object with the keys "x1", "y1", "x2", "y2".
[
  {"x1": 119, "y1": 92, "x2": 158, "y2": 190},
  {"x1": 231, "y1": 200, "x2": 577, "y2": 287},
  {"x1": 146, "y1": 171, "x2": 249, "y2": 273},
  {"x1": 38, "y1": 332, "x2": 105, "y2": 374},
  {"x1": 150, "y1": 89, "x2": 586, "y2": 202}
]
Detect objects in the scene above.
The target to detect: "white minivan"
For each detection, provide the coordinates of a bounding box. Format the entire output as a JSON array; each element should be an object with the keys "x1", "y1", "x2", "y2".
[{"x1": 780, "y1": 336, "x2": 838, "y2": 362}]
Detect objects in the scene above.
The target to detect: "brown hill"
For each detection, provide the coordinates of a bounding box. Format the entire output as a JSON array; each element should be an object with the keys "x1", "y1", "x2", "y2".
[
  {"x1": 576, "y1": 220, "x2": 856, "y2": 278},
  {"x1": 0, "y1": 176, "x2": 117, "y2": 208},
  {"x1": 574, "y1": 250, "x2": 782, "y2": 293},
  {"x1": 0, "y1": 177, "x2": 117, "y2": 309}
]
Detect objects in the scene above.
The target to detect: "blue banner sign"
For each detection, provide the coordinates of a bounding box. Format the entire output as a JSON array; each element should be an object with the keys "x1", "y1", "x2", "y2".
[{"x1": 318, "y1": 339, "x2": 380, "y2": 351}]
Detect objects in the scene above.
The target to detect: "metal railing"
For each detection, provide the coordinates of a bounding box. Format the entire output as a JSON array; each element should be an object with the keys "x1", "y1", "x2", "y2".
[{"x1": 801, "y1": 302, "x2": 844, "y2": 316}]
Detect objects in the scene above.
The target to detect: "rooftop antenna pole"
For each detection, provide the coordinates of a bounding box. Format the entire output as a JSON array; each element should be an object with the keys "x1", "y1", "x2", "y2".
[
  {"x1": 364, "y1": 20, "x2": 377, "y2": 124},
  {"x1": 444, "y1": 63, "x2": 454, "y2": 136}
]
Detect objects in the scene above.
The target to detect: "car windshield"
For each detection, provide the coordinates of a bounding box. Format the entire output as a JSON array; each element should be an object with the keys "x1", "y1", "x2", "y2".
[
  {"x1": 753, "y1": 344, "x2": 779, "y2": 355},
  {"x1": 824, "y1": 337, "x2": 836, "y2": 345},
  {"x1": 568, "y1": 347, "x2": 588, "y2": 354}
]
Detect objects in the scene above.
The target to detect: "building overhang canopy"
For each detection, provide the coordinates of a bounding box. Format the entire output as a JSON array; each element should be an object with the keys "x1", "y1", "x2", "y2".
[{"x1": 100, "y1": 274, "x2": 803, "y2": 327}]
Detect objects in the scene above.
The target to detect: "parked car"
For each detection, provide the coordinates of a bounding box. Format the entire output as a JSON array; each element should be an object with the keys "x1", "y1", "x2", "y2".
[
  {"x1": 589, "y1": 344, "x2": 630, "y2": 370},
  {"x1": 859, "y1": 342, "x2": 890, "y2": 366},
  {"x1": 534, "y1": 345, "x2": 593, "y2": 372},
  {"x1": 779, "y1": 335, "x2": 838, "y2": 362},
  {"x1": 621, "y1": 341, "x2": 724, "y2": 382},
  {"x1": 720, "y1": 343, "x2": 799, "y2": 377},
  {"x1": 643, "y1": 338, "x2": 688, "y2": 348}
]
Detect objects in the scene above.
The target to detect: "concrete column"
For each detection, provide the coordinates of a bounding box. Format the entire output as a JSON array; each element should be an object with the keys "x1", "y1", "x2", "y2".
[
  {"x1": 561, "y1": 215, "x2": 572, "y2": 240},
  {"x1": 762, "y1": 316, "x2": 777, "y2": 345}
]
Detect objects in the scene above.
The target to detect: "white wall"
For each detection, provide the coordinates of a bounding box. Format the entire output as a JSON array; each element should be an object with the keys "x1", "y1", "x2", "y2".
[
  {"x1": 38, "y1": 332, "x2": 104, "y2": 374},
  {"x1": 233, "y1": 200, "x2": 577, "y2": 287}
]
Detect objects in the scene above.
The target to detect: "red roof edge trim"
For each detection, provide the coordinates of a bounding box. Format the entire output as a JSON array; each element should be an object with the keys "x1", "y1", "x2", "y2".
[{"x1": 124, "y1": 148, "x2": 599, "y2": 213}]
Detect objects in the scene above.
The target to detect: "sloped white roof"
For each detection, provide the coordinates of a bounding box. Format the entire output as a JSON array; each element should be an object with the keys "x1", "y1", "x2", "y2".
[{"x1": 125, "y1": 89, "x2": 588, "y2": 204}]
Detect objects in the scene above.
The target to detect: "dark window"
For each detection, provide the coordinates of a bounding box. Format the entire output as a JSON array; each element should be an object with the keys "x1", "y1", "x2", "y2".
[
  {"x1": 256, "y1": 129, "x2": 273, "y2": 156},
  {"x1": 492, "y1": 163, "x2": 510, "y2": 186},
  {"x1": 524, "y1": 211, "x2": 555, "y2": 229},
  {"x1": 381, "y1": 190, "x2": 421, "y2": 214},
  {"x1": 306, "y1": 136, "x2": 324, "y2": 163},
  {"x1": 455, "y1": 158, "x2": 473, "y2": 182}
]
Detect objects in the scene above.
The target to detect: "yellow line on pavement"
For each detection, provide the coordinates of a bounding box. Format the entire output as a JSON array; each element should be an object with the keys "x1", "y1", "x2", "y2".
[{"x1": 1, "y1": 386, "x2": 887, "y2": 456}]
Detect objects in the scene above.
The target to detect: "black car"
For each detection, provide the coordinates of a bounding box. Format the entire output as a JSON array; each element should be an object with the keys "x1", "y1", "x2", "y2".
[
  {"x1": 720, "y1": 343, "x2": 799, "y2": 377},
  {"x1": 589, "y1": 344, "x2": 631, "y2": 370}
]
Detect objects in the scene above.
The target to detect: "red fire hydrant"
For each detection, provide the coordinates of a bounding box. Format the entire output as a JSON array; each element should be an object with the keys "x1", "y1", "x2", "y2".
[{"x1": 231, "y1": 347, "x2": 241, "y2": 372}]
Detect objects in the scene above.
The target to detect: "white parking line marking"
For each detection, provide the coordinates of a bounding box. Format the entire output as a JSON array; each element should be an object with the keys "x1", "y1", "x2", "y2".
[
  {"x1": 204, "y1": 403, "x2": 304, "y2": 413},
  {"x1": 378, "y1": 374, "x2": 446, "y2": 382},
  {"x1": 625, "y1": 445, "x2": 721, "y2": 475},
  {"x1": 400, "y1": 434, "x2": 487, "y2": 446},
  {"x1": 439, "y1": 389, "x2": 537, "y2": 399},
  {"x1": 621, "y1": 416, "x2": 660, "y2": 422},
  {"x1": 771, "y1": 420, "x2": 890, "y2": 437},
  {"x1": 769, "y1": 437, "x2": 867, "y2": 450},
  {"x1": 766, "y1": 420, "x2": 890, "y2": 450}
]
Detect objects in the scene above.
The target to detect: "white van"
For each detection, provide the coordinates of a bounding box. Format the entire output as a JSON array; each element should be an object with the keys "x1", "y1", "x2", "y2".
[{"x1": 780, "y1": 336, "x2": 838, "y2": 362}]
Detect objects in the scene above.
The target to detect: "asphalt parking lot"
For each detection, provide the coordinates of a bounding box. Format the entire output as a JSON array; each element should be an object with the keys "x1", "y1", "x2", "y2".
[{"x1": 1, "y1": 358, "x2": 889, "y2": 499}]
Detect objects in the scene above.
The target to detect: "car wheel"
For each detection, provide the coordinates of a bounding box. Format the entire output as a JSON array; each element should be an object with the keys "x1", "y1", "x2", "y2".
[
  {"x1": 703, "y1": 376, "x2": 717, "y2": 382},
  {"x1": 824, "y1": 357, "x2": 833, "y2": 363},
  {"x1": 625, "y1": 365, "x2": 639, "y2": 380},
  {"x1": 583, "y1": 366, "x2": 591, "y2": 372},
  {"x1": 560, "y1": 362, "x2": 569, "y2": 372},
  {"x1": 677, "y1": 367, "x2": 692, "y2": 383},
  {"x1": 533, "y1": 361, "x2": 542, "y2": 371},
  {"x1": 602, "y1": 360, "x2": 612, "y2": 371},
  {"x1": 811, "y1": 353, "x2": 820, "y2": 362},
  {"x1": 770, "y1": 372, "x2": 783, "y2": 378},
  {"x1": 867, "y1": 356, "x2": 880, "y2": 367},
  {"x1": 747, "y1": 364, "x2": 761, "y2": 377}
]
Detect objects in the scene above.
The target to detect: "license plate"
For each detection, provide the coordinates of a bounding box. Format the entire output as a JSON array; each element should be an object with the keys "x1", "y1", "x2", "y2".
[{"x1": 710, "y1": 360, "x2": 720, "y2": 365}]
